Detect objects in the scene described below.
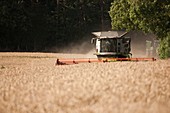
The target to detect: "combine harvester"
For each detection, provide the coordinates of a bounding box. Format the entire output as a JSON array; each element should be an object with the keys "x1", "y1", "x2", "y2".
[{"x1": 56, "y1": 31, "x2": 156, "y2": 65}]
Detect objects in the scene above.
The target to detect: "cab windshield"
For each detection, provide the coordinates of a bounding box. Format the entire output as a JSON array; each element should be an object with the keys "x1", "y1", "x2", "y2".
[{"x1": 100, "y1": 38, "x2": 117, "y2": 52}]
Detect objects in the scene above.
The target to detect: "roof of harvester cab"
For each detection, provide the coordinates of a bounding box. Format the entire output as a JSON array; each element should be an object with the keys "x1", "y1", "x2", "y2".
[{"x1": 92, "y1": 31, "x2": 128, "y2": 38}]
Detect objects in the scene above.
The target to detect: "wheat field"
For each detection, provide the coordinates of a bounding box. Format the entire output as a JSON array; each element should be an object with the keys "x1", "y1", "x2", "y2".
[{"x1": 0, "y1": 52, "x2": 170, "y2": 113}]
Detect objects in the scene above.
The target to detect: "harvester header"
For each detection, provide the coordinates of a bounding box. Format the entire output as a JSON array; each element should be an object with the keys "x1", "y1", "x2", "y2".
[{"x1": 56, "y1": 58, "x2": 156, "y2": 65}]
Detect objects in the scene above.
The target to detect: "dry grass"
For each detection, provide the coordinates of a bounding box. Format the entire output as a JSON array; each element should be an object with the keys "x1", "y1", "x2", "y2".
[{"x1": 0, "y1": 52, "x2": 170, "y2": 113}]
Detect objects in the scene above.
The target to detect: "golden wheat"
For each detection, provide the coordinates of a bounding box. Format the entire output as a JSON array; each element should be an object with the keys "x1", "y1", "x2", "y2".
[{"x1": 0, "y1": 52, "x2": 170, "y2": 113}]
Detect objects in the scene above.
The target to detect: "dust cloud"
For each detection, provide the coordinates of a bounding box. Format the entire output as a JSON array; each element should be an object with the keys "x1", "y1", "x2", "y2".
[
  {"x1": 59, "y1": 42, "x2": 93, "y2": 54},
  {"x1": 128, "y1": 31, "x2": 157, "y2": 58},
  {"x1": 85, "y1": 49, "x2": 97, "y2": 58},
  {"x1": 61, "y1": 41, "x2": 97, "y2": 58},
  {"x1": 53, "y1": 38, "x2": 97, "y2": 58}
]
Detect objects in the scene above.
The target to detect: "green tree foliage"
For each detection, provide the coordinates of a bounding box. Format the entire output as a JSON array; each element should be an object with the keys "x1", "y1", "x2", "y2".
[
  {"x1": 109, "y1": 0, "x2": 170, "y2": 58},
  {"x1": 158, "y1": 33, "x2": 170, "y2": 59}
]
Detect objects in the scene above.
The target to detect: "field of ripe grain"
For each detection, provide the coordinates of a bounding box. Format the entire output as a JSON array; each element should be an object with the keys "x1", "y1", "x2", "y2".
[{"x1": 0, "y1": 52, "x2": 170, "y2": 113}]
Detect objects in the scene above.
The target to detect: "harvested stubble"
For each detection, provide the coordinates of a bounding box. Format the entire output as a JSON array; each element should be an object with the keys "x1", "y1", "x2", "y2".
[{"x1": 0, "y1": 53, "x2": 170, "y2": 113}]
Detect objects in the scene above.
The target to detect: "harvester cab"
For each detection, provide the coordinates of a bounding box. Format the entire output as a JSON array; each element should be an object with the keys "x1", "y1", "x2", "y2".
[{"x1": 91, "y1": 31, "x2": 132, "y2": 58}]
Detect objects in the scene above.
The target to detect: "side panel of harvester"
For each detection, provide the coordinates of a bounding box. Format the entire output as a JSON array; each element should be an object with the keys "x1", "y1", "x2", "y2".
[{"x1": 96, "y1": 39, "x2": 101, "y2": 54}]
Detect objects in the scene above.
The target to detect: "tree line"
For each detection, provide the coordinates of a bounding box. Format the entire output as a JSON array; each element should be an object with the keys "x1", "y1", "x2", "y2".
[
  {"x1": 0, "y1": 0, "x2": 111, "y2": 52},
  {"x1": 109, "y1": 0, "x2": 170, "y2": 58},
  {"x1": 0, "y1": 0, "x2": 169, "y2": 58}
]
